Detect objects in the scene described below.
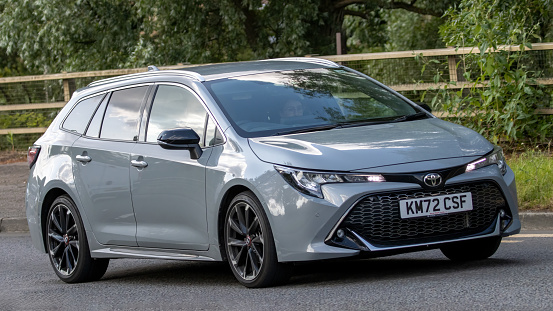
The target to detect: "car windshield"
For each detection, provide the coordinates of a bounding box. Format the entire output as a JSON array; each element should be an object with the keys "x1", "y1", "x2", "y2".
[{"x1": 205, "y1": 68, "x2": 422, "y2": 138}]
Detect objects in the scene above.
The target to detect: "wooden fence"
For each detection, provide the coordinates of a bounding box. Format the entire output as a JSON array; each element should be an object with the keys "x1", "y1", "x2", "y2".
[{"x1": 1, "y1": 43, "x2": 553, "y2": 138}]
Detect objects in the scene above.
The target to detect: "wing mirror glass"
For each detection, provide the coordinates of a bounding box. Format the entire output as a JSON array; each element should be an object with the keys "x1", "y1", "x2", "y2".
[{"x1": 157, "y1": 128, "x2": 203, "y2": 159}]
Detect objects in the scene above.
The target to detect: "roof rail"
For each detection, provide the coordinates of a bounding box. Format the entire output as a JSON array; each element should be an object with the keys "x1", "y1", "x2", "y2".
[
  {"x1": 264, "y1": 57, "x2": 341, "y2": 68},
  {"x1": 87, "y1": 69, "x2": 205, "y2": 87}
]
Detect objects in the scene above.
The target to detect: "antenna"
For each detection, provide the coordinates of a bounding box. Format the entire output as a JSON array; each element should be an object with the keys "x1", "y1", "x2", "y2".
[{"x1": 148, "y1": 65, "x2": 160, "y2": 72}]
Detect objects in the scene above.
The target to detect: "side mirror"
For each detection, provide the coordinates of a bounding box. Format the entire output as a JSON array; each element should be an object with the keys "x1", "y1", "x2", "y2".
[
  {"x1": 157, "y1": 128, "x2": 203, "y2": 160},
  {"x1": 417, "y1": 103, "x2": 432, "y2": 113}
]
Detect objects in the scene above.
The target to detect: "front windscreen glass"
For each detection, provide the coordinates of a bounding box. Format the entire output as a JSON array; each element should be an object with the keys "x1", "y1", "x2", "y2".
[{"x1": 205, "y1": 68, "x2": 421, "y2": 138}]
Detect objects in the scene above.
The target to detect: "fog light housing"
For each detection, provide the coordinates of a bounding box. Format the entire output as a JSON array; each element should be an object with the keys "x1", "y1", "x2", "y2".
[{"x1": 499, "y1": 209, "x2": 512, "y2": 231}]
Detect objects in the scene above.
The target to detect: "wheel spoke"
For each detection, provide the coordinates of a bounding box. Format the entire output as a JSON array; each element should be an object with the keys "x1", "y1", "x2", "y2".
[
  {"x1": 248, "y1": 217, "x2": 260, "y2": 235},
  {"x1": 59, "y1": 207, "x2": 67, "y2": 234},
  {"x1": 229, "y1": 217, "x2": 245, "y2": 236},
  {"x1": 67, "y1": 223, "x2": 78, "y2": 236},
  {"x1": 230, "y1": 244, "x2": 246, "y2": 265},
  {"x1": 243, "y1": 251, "x2": 250, "y2": 278},
  {"x1": 51, "y1": 210, "x2": 63, "y2": 233},
  {"x1": 68, "y1": 246, "x2": 78, "y2": 272},
  {"x1": 65, "y1": 210, "x2": 73, "y2": 232},
  {"x1": 69, "y1": 240, "x2": 80, "y2": 251},
  {"x1": 228, "y1": 238, "x2": 247, "y2": 248},
  {"x1": 252, "y1": 234, "x2": 264, "y2": 245},
  {"x1": 64, "y1": 248, "x2": 73, "y2": 273},
  {"x1": 48, "y1": 230, "x2": 64, "y2": 243},
  {"x1": 248, "y1": 248, "x2": 260, "y2": 277},
  {"x1": 244, "y1": 205, "x2": 251, "y2": 231},
  {"x1": 250, "y1": 242, "x2": 263, "y2": 262},
  {"x1": 50, "y1": 242, "x2": 62, "y2": 257},
  {"x1": 235, "y1": 205, "x2": 248, "y2": 234}
]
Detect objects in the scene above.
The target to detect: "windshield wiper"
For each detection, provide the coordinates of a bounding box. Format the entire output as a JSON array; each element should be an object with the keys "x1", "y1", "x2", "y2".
[
  {"x1": 337, "y1": 118, "x2": 397, "y2": 128},
  {"x1": 275, "y1": 112, "x2": 429, "y2": 136},
  {"x1": 391, "y1": 112, "x2": 429, "y2": 122},
  {"x1": 275, "y1": 124, "x2": 341, "y2": 136}
]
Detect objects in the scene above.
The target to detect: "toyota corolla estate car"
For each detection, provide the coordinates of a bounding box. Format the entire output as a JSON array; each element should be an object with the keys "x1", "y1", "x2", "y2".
[{"x1": 26, "y1": 58, "x2": 520, "y2": 287}]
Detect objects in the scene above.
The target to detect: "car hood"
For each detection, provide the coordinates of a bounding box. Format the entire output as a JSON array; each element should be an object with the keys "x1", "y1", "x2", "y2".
[{"x1": 248, "y1": 118, "x2": 493, "y2": 172}]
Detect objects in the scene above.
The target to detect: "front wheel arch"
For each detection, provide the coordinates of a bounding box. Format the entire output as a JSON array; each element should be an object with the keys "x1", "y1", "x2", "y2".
[
  {"x1": 217, "y1": 185, "x2": 252, "y2": 261},
  {"x1": 222, "y1": 190, "x2": 291, "y2": 287}
]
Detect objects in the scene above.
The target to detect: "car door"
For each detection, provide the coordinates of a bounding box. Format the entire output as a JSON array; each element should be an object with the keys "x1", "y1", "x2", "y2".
[
  {"x1": 130, "y1": 83, "x2": 218, "y2": 250},
  {"x1": 72, "y1": 85, "x2": 150, "y2": 246}
]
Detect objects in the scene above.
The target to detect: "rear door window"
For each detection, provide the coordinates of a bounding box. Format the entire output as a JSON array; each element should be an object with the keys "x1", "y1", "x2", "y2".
[{"x1": 100, "y1": 86, "x2": 149, "y2": 141}]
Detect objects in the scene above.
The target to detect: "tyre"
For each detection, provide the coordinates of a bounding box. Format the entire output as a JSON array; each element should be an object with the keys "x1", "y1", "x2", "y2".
[
  {"x1": 46, "y1": 195, "x2": 109, "y2": 283},
  {"x1": 224, "y1": 191, "x2": 291, "y2": 288},
  {"x1": 440, "y1": 236, "x2": 502, "y2": 261}
]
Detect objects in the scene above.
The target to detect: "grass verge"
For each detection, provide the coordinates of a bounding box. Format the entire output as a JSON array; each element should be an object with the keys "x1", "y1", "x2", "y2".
[{"x1": 508, "y1": 150, "x2": 553, "y2": 211}]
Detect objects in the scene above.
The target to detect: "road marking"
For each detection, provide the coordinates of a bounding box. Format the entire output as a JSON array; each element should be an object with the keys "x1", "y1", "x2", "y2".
[
  {"x1": 502, "y1": 240, "x2": 523, "y2": 243},
  {"x1": 507, "y1": 234, "x2": 553, "y2": 238}
]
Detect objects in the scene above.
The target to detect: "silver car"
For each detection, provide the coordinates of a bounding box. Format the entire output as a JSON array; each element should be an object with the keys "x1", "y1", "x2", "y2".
[{"x1": 25, "y1": 58, "x2": 520, "y2": 287}]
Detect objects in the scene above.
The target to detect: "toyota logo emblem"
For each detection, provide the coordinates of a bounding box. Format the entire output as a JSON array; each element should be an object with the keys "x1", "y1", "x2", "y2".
[{"x1": 423, "y1": 173, "x2": 442, "y2": 187}]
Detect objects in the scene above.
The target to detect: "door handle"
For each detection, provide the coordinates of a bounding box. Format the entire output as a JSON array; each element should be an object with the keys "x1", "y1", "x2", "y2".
[
  {"x1": 131, "y1": 160, "x2": 148, "y2": 168},
  {"x1": 76, "y1": 155, "x2": 91, "y2": 163}
]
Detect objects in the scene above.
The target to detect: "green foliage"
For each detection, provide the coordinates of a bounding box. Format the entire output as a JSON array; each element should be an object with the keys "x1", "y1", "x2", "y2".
[
  {"x1": 344, "y1": 4, "x2": 388, "y2": 53},
  {"x1": 5, "y1": 131, "x2": 14, "y2": 151},
  {"x1": 0, "y1": 0, "x2": 329, "y2": 71},
  {"x1": 0, "y1": 0, "x2": 143, "y2": 72},
  {"x1": 0, "y1": 0, "x2": 462, "y2": 73},
  {"x1": 133, "y1": 0, "x2": 325, "y2": 65},
  {"x1": 425, "y1": 0, "x2": 553, "y2": 144},
  {"x1": 384, "y1": 10, "x2": 446, "y2": 51},
  {"x1": 508, "y1": 148, "x2": 553, "y2": 210},
  {"x1": 0, "y1": 110, "x2": 57, "y2": 129}
]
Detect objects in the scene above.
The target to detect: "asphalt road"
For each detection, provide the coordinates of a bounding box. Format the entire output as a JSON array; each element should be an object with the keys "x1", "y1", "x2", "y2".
[{"x1": 1, "y1": 232, "x2": 552, "y2": 311}]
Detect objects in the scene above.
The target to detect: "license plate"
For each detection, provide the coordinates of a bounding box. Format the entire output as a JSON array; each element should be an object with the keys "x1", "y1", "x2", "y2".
[{"x1": 399, "y1": 192, "x2": 473, "y2": 219}]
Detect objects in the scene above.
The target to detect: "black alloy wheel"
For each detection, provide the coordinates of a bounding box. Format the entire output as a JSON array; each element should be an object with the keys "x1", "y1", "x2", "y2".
[
  {"x1": 224, "y1": 191, "x2": 291, "y2": 288},
  {"x1": 47, "y1": 201, "x2": 79, "y2": 276},
  {"x1": 46, "y1": 195, "x2": 109, "y2": 283}
]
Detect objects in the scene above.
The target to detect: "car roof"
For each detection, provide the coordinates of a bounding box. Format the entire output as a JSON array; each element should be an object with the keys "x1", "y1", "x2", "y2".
[
  {"x1": 182, "y1": 58, "x2": 340, "y2": 80},
  {"x1": 85, "y1": 58, "x2": 340, "y2": 90}
]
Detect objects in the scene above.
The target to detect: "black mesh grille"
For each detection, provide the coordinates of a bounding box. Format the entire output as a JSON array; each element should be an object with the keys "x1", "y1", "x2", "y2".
[{"x1": 341, "y1": 181, "x2": 505, "y2": 246}]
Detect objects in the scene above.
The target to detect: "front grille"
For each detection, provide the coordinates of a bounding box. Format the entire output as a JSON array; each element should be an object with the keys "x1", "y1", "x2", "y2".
[{"x1": 341, "y1": 181, "x2": 505, "y2": 247}]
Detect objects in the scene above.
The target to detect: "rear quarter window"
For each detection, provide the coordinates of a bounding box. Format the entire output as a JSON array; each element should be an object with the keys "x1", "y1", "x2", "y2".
[{"x1": 62, "y1": 94, "x2": 105, "y2": 134}]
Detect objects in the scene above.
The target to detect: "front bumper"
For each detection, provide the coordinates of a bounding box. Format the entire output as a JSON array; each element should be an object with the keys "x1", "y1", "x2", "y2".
[{"x1": 259, "y1": 164, "x2": 520, "y2": 262}]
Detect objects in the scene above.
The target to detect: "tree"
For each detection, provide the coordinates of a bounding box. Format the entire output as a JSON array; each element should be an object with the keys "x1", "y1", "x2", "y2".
[
  {"x1": 0, "y1": 0, "x2": 458, "y2": 73},
  {"x1": 429, "y1": 0, "x2": 553, "y2": 143},
  {"x1": 0, "y1": 0, "x2": 143, "y2": 72}
]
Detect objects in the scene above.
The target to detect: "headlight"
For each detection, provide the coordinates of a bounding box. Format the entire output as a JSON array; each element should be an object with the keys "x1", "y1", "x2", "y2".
[
  {"x1": 465, "y1": 146, "x2": 507, "y2": 175},
  {"x1": 275, "y1": 166, "x2": 385, "y2": 198}
]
